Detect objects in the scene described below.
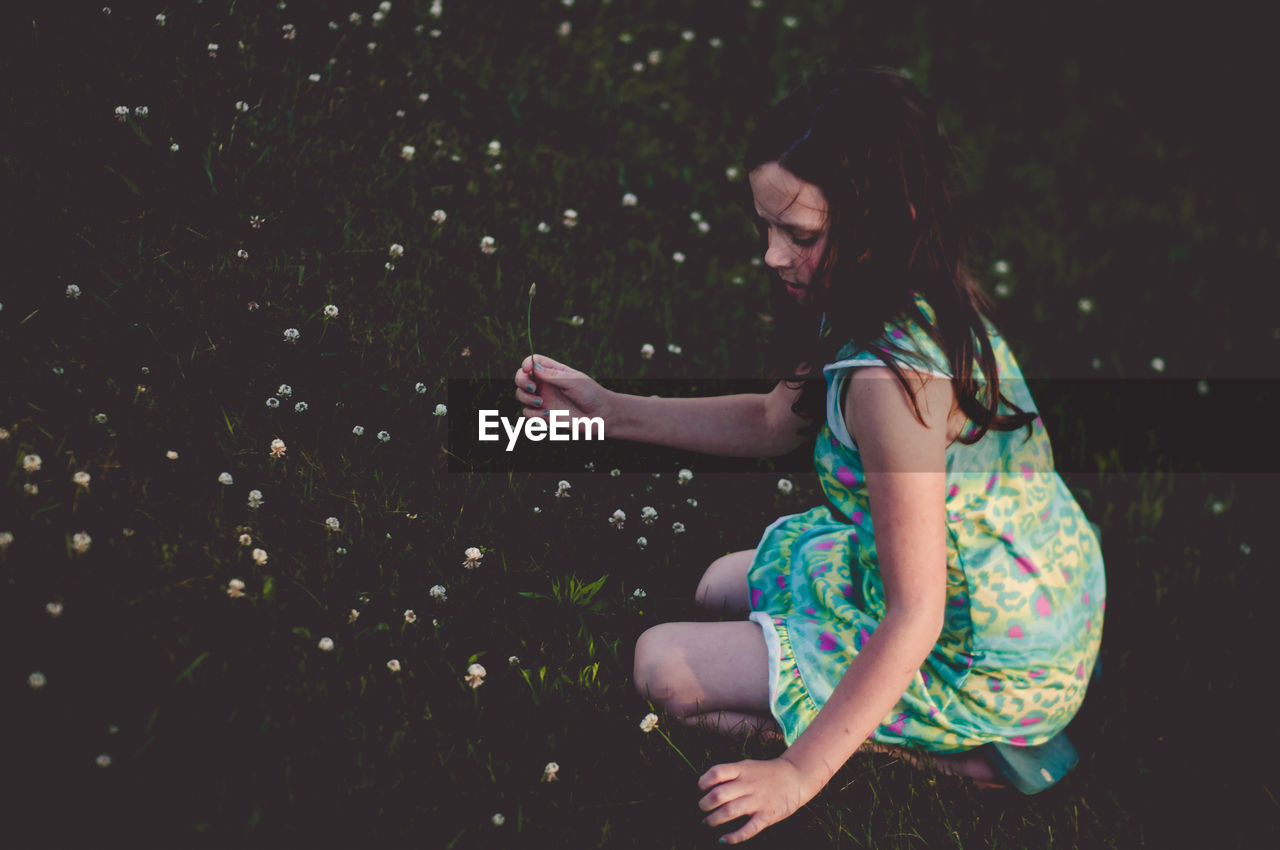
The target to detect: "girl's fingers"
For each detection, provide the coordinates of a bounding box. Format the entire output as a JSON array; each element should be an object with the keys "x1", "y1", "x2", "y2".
[
  {"x1": 703, "y1": 795, "x2": 750, "y2": 828},
  {"x1": 721, "y1": 813, "x2": 769, "y2": 845}
]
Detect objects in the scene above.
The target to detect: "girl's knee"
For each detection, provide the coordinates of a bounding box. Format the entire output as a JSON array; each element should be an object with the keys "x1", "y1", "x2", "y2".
[{"x1": 633, "y1": 625, "x2": 674, "y2": 701}]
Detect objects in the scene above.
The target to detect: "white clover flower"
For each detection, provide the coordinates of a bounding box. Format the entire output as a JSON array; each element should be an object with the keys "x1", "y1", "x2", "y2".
[
  {"x1": 697, "y1": 220, "x2": 710, "y2": 234},
  {"x1": 782, "y1": 15, "x2": 799, "y2": 28},
  {"x1": 46, "y1": 600, "x2": 63, "y2": 616},
  {"x1": 96, "y1": 753, "x2": 112, "y2": 768},
  {"x1": 430, "y1": 584, "x2": 447, "y2": 601},
  {"x1": 318, "y1": 637, "x2": 335, "y2": 652},
  {"x1": 275, "y1": 383, "x2": 292, "y2": 398},
  {"x1": 218, "y1": 472, "x2": 234, "y2": 486},
  {"x1": 429, "y1": 0, "x2": 442, "y2": 19},
  {"x1": 389, "y1": 243, "x2": 405, "y2": 258},
  {"x1": 636, "y1": 536, "x2": 647, "y2": 549},
  {"x1": 29, "y1": 671, "x2": 47, "y2": 690},
  {"x1": 380, "y1": 1, "x2": 392, "y2": 12},
  {"x1": 155, "y1": 13, "x2": 166, "y2": 25},
  {"x1": 71, "y1": 532, "x2": 92, "y2": 554},
  {"x1": 269, "y1": 438, "x2": 286, "y2": 458},
  {"x1": 252, "y1": 548, "x2": 268, "y2": 565},
  {"x1": 709, "y1": 36, "x2": 723, "y2": 47},
  {"x1": 686, "y1": 497, "x2": 698, "y2": 507},
  {"x1": 1077, "y1": 297, "x2": 1094, "y2": 314},
  {"x1": 235, "y1": 100, "x2": 249, "y2": 113},
  {"x1": 367, "y1": 42, "x2": 378, "y2": 53},
  {"x1": 372, "y1": 12, "x2": 385, "y2": 24},
  {"x1": 294, "y1": 401, "x2": 308, "y2": 413},
  {"x1": 487, "y1": 139, "x2": 502, "y2": 157},
  {"x1": 432, "y1": 209, "x2": 447, "y2": 224},
  {"x1": 248, "y1": 489, "x2": 264, "y2": 509},
  {"x1": 23, "y1": 454, "x2": 42, "y2": 473},
  {"x1": 994, "y1": 282, "x2": 1011, "y2": 298},
  {"x1": 632, "y1": 61, "x2": 644, "y2": 72},
  {"x1": 609, "y1": 509, "x2": 626, "y2": 530},
  {"x1": 281, "y1": 22, "x2": 295, "y2": 40},
  {"x1": 266, "y1": 396, "x2": 281, "y2": 410},
  {"x1": 532, "y1": 506, "x2": 542, "y2": 514},
  {"x1": 418, "y1": 92, "x2": 430, "y2": 103},
  {"x1": 1150, "y1": 357, "x2": 1166, "y2": 373},
  {"x1": 1241, "y1": 542, "x2": 1253, "y2": 555},
  {"x1": 672, "y1": 252, "x2": 685, "y2": 264},
  {"x1": 0, "y1": 427, "x2": 7, "y2": 441},
  {"x1": 133, "y1": 106, "x2": 149, "y2": 118},
  {"x1": 463, "y1": 547, "x2": 483, "y2": 569},
  {"x1": 681, "y1": 29, "x2": 696, "y2": 41},
  {"x1": 325, "y1": 517, "x2": 341, "y2": 531},
  {"x1": 352, "y1": 425, "x2": 365, "y2": 436},
  {"x1": 491, "y1": 813, "x2": 505, "y2": 827},
  {"x1": 208, "y1": 42, "x2": 220, "y2": 56},
  {"x1": 480, "y1": 235, "x2": 497, "y2": 254},
  {"x1": 725, "y1": 166, "x2": 740, "y2": 181},
  {"x1": 403, "y1": 609, "x2": 417, "y2": 624},
  {"x1": 542, "y1": 761, "x2": 560, "y2": 781},
  {"x1": 633, "y1": 588, "x2": 647, "y2": 598},
  {"x1": 169, "y1": 141, "x2": 180, "y2": 152},
  {"x1": 66, "y1": 283, "x2": 82, "y2": 299},
  {"x1": 308, "y1": 72, "x2": 321, "y2": 82},
  {"x1": 23, "y1": 483, "x2": 38, "y2": 495},
  {"x1": 640, "y1": 506, "x2": 658, "y2": 525},
  {"x1": 677, "y1": 468, "x2": 693, "y2": 485},
  {"x1": 648, "y1": 49, "x2": 663, "y2": 65},
  {"x1": 433, "y1": 404, "x2": 448, "y2": 417},
  {"x1": 0, "y1": 531, "x2": 13, "y2": 551},
  {"x1": 619, "y1": 30, "x2": 633, "y2": 43},
  {"x1": 1090, "y1": 357, "x2": 1103, "y2": 371},
  {"x1": 672, "y1": 522, "x2": 687, "y2": 535},
  {"x1": 238, "y1": 533, "x2": 252, "y2": 546},
  {"x1": 667, "y1": 343, "x2": 682, "y2": 354},
  {"x1": 377, "y1": 430, "x2": 391, "y2": 443},
  {"x1": 414, "y1": 382, "x2": 428, "y2": 394},
  {"x1": 777, "y1": 478, "x2": 794, "y2": 495},
  {"x1": 1211, "y1": 500, "x2": 1226, "y2": 515},
  {"x1": 622, "y1": 192, "x2": 638, "y2": 207},
  {"x1": 1196, "y1": 379, "x2": 1209, "y2": 397},
  {"x1": 640, "y1": 343, "x2": 655, "y2": 360},
  {"x1": 283, "y1": 328, "x2": 301, "y2": 344},
  {"x1": 400, "y1": 145, "x2": 416, "y2": 162},
  {"x1": 324, "y1": 304, "x2": 339, "y2": 318},
  {"x1": 563, "y1": 209, "x2": 579, "y2": 228},
  {"x1": 993, "y1": 259, "x2": 1010, "y2": 276},
  {"x1": 114, "y1": 105, "x2": 129, "y2": 121},
  {"x1": 465, "y1": 663, "x2": 487, "y2": 689},
  {"x1": 227, "y1": 578, "x2": 246, "y2": 599},
  {"x1": 348, "y1": 608, "x2": 360, "y2": 624},
  {"x1": 639, "y1": 713, "x2": 659, "y2": 733},
  {"x1": 385, "y1": 658, "x2": 402, "y2": 672},
  {"x1": 72, "y1": 471, "x2": 91, "y2": 489},
  {"x1": 237, "y1": 248, "x2": 251, "y2": 261},
  {"x1": 508, "y1": 655, "x2": 521, "y2": 667},
  {"x1": 609, "y1": 468, "x2": 621, "y2": 477},
  {"x1": 350, "y1": 12, "x2": 363, "y2": 24},
  {"x1": 554, "y1": 480, "x2": 572, "y2": 498},
  {"x1": 536, "y1": 221, "x2": 550, "y2": 233}
]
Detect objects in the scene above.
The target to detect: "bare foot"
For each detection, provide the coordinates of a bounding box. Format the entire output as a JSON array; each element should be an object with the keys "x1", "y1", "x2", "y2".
[{"x1": 858, "y1": 741, "x2": 1008, "y2": 789}]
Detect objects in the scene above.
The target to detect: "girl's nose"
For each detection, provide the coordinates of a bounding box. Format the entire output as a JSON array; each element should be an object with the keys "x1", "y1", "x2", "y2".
[{"x1": 763, "y1": 230, "x2": 790, "y2": 270}]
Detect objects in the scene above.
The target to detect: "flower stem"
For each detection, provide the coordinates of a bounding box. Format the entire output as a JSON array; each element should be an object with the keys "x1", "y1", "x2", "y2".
[
  {"x1": 657, "y1": 728, "x2": 699, "y2": 775},
  {"x1": 526, "y1": 283, "x2": 537, "y2": 357}
]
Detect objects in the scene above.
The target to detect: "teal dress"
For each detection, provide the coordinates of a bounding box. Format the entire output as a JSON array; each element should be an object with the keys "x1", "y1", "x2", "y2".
[{"x1": 746, "y1": 291, "x2": 1105, "y2": 753}]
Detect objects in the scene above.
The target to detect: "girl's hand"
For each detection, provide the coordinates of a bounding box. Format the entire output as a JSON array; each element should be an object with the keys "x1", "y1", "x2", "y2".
[
  {"x1": 697, "y1": 757, "x2": 820, "y2": 844},
  {"x1": 513, "y1": 353, "x2": 615, "y2": 423}
]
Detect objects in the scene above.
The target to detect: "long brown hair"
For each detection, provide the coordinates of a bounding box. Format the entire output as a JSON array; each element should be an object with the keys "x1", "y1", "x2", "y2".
[{"x1": 745, "y1": 67, "x2": 1036, "y2": 444}]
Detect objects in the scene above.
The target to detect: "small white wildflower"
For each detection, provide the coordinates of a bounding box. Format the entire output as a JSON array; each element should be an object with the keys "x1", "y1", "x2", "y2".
[
  {"x1": 227, "y1": 578, "x2": 246, "y2": 599},
  {"x1": 432, "y1": 209, "x2": 447, "y2": 224},
  {"x1": 96, "y1": 753, "x2": 112, "y2": 768},
  {"x1": 667, "y1": 343, "x2": 682, "y2": 354},
  {"x1": 252, "y1": 548, "x2": 268, "y2": 565},
  {"x1": 709, "y1": 36, "x2": 723, "y2": 48},
  {"x1": 465, "y1": 663, "x2": 487, "y2": 689},
  {"x1": 640, "y1": 506, "x2": 658, "y2": 525},
  {"x1": 266, "y1": 397, "x2": 280, "y2": 409},
  {"x1": 23, "y1": 483, "x2": 38, "y2": 495},
  {"x1": 155, "y1": 13, "x2": 166, "y2": 25},
  {"x1": 387, "y1": 659, "x2": 402, "y2": 672},
  {"x1": 622, "y1": 192, "x2": 637, "y2": 207},
  {"x1": 697, "y1": 220, "x2": 711, "y2": 234},
  {"x1": 218, "y1": 472, "x2": 234, "y2": 486},
  {"x1": 238, "y1": 533, "x2": 252, "y2": 546},
  {"x1": 1150, "y1": 357, "x2": 1166, "y2": 373},
  {"x1": 672, "y1": 252, "x2": 686, "y2": 264},
  {"x1": 325, "y1": 517, "x2": 341, "y2": 531},
  {"x1": 269, "y1": 438, "x2": 286, "y2": 458},
  {"x1": 389, "y1": 243, "x2": 405, "y2": 259},
  {"x1": 633, "y1": 588, "x2": 647, "y2": 598},
  {"x1": 487, "y1": 139, "x2": 502, "y2": 157},
  {"x1": 307, "y1": 72, "x2": 322, "y2": 82},
  {"x1": 532, "y1": 506, "x2": 542, "y2": 514},
  {"x1": 294, "y1": 401, "x2": 308, "y2": 413},
  {"x1": 609, "y1": 509, "x2": 626, "y2": 530},
  {"x1": 543, "y1": 761, "x2": 560, "y2": 782},
  {"x1": 29, "y1": 671, "x2": 47, "y2": 690},
  {"x1": 480, "y1": 235, "x2": 497, "y2": 254},
  {"x1": 1196, "y1": 379, "x2": 1209, "y2": 397},
  {"x1": 636, "y1": 536, "x2": 648, "y2": 548},
  {"x1": 133, "y1": 105, "x2": 149, "y2": 118},
  {"x1": 648, "y1": 49, "x2": 663, "y2": 65},
  {"x1": 609, "y1": 468, "x2": 621, "y2": 477},
  {"x1": 777, "y1": 478, "x2": 794, "y2": 494},
  {"x1": 639, "y1": 713, "x2": 659, "y2": 733},
  {"x1": 66, "y1": 283, "x2": 82, "y2": 299},
  {"x1": 0, "y1": 427, "x2": 7, "y2": 441},
  {"x1": 672, "y1": 522, "x2": 686, "y2": 534},
  {"x1": 640, "y1": 343, "x2": 655, "y2": 360},
  {"x1": 568, "y1": 315, "x2": 585, "y2": 327},
  {"x1": 1091, "y1": 357, "x2": 1103, "y2": 370},
  {"x1": 350, "y1": 11, "x2": 363, "y2": 24},
  {"x1": 23, "y1": 454, "x2": 42, "y2": 473},
  {"x1": 348, "y1": 608, "x2": 360, "y2": 624},
  {"x1": 432, "y1": 403, "x2": 448, "y2": 418},
  {"x1": 994, "y1": 282, "x2": 1011, "y2": 298},
  {"x1": 403, "y1": 609, "x2": 417, "y2": 624},
  {"x1": 430, "y1": 584, "x2": 447, "y2": 601},
  {"x1": 563, "y1": 209, "x2": 579, "y2": 228},
  {"x1": 555, "y1": 480, "x2": 572, "y2": 498},
  {"x1": 418, "y1": 92, "x2": 430, "y2": 103},
  {"x1": 322, "y1": 304, "x2": 339, "y2": 319},
  {"x1": 283, "y1": 328, "x2": 300, "y2": 344},
  {"x1": 72, "y1": 471, "x2": 91, "y2": 489},
  {"x1": 352, "y1": 425, "x2": 365, "y2": 436},
  {"x1": 726, "y1": 166, "x2": 740, "y2": 181},
  {"x1": 686, "y1": 497, "x2": 698, "y2": 507},
  {"x1": 536, "y1": 221, "x2": 551, "y2": 233},
  {"x1": 1077, "y1": 297, "x2": 1095, "y2": 314},
  {"x1": 491, "y1": 813, "x2": 505, "y2": 827},
  {"x1": 380, "y1": 1, "x2": 392, "y2": 12},
  {"x1": 782, "y1": 15, "x2": 799, "y2": 28},
  {"x1": 400, "y1": 145, "x2": 416, "y2": 161},
  {"x1": 248, "y1": 489, "x2": 265, "y2": 509},
  {"x1": 463, "y1": 547, "x2": 483, "y2": 569},
  {"x1": 1211, "y1": 500, "x2": 1225, "y2": 515},
  {"x1": 237, "y1": 248, "x2": 250, "y2": 260},
  {"x1": 235, "y1": 100, "x2": 249, "y2": 113},
  {"x1": 71, "y1": 532, "x2": 92, "y2": 554},
  {"x1": 46, "y1": 601, "x2": 63, "y2": 616},
  {"x1": 1240, "y1": 542, "x2": 1253, "y2": 555},
  {"x1": 0, "y1": 532, "x2": 14, "y2": 551},
  {"x1": 632, "y1": 61, "x2": 645, "y2": 72},
  {"x1": 114, "y1": 105, "x2": 129, "y2": 121},
  {"x1": 508, "y1": 655, "x2": 521, "y2": 667},
  {"x1": 677, "y1": 468, "x2": 693, "y2": 485},
  {"x1": 318, "y1": 637, "x2": 335, "y2": 652},
  {"x1": 367, "y1": 42, "x2": 378, "y2": 53},
  {"x1": 377, "y1": 430, "x2": 391, "y2": 443},
  {"x1": 993, "y1": 259, "x2": 1010, "y2": 276}
]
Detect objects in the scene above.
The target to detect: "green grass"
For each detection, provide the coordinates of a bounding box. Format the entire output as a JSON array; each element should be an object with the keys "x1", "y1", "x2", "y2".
[{"x1": 2, "y1": 2, "x2": 1276, "y2": 847}]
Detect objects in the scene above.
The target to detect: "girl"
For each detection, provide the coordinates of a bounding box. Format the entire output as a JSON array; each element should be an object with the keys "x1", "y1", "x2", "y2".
[{"x1": 513, "y1": 67, "x2": 1104, "y2": 844}]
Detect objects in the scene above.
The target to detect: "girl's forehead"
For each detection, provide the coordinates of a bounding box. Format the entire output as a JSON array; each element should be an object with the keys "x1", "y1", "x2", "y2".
[{"x1": 750, "y1": 163, "x2": 827, "y2": 225}]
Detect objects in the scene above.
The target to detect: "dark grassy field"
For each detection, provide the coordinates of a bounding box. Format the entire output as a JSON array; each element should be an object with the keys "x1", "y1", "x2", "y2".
[{"x1": 2, "y1": 2, "x2": 1276, "y2": 847}]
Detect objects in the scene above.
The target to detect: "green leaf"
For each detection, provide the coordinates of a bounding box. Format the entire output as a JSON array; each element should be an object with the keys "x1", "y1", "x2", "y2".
[
  {"x1": 262, "y1": 575, "x2": 275, "y2": 600},
  {"x1": 175, "y1": 650, "x2": 210, "y2": 684},
  {"x1": 292, "y1": 626, "x2": 312, "y2": 639}
]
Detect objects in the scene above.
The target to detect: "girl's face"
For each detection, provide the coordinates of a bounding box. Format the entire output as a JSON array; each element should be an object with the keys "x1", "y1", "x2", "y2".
[{"x1": 749, "y1": 162, "x2": 831, "y2": 304}]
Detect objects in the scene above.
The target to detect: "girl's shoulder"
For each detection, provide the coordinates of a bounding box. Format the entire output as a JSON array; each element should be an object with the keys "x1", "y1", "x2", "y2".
[{"x1": 824, "y1": 290, "x2": 974, "y2": 380}]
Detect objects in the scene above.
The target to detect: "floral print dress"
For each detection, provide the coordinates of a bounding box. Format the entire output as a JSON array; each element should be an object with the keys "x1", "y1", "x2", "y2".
[{"x1": 746, "y1": 291, "x2": 1105, "y2": 753}]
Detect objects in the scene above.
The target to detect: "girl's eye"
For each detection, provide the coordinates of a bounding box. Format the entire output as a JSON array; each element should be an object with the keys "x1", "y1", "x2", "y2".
[{"x1": 792, "y1": 234, "x2": 819, "y2": 247}]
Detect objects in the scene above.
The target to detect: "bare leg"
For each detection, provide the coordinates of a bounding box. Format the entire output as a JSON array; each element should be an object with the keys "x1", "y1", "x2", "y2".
[
  {"x1": 695, "y1": 548, "x2": 756, "y2": 614},
  {"x1": 633, "y1": 621, "x2": 772, "y2": 719}
]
